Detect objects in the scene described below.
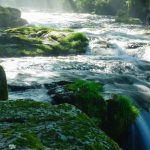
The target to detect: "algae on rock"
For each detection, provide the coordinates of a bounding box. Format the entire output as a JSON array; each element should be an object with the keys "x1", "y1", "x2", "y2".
[
  {"x1": 0, "y1": 100, "x2": 120, "y2": 150},
  {"x1": 0, "y1": 26, "x2": 89, "y2": 57}
]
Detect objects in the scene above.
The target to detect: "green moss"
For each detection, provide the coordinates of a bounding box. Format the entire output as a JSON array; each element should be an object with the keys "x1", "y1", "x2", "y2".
[
  {"x1": 104, "y1": 95, "x2": 140, "y2": 139},
  {"x1": 66, "y1": 80, "x2": 106, "y2": 125},
  {"x1": 14, "y1": 132, "x2": 44, "y2": 149},
  {"x1": 55, "y1": 80, "x2": 140, "y2": 140},
  {"x1": 0, "y1": 27, "x2": 89, "y2": 57},
  {"x1": 0, "y1": 6, "x2": 27, "y2": 28},
  {"x1": 0, "y1": 100, "x2": 120, "y2": 150}
]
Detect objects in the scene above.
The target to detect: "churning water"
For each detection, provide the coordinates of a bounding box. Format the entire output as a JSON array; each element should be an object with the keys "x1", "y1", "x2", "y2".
[
  {"x1": 0, "y1": 10, "x2": 150, "y2": 150},
  {"x1": 1, "y1": 11, "x2": 149, "y2": 104}
]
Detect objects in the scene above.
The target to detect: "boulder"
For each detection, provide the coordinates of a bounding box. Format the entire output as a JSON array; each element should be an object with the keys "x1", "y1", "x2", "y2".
[
  {"x1": 0, "y1": 66, "x2": 8, "y2": 100},
  {"x1": 0, "y1": 27, "x2": 89, "y2": 57},
  {"x1": 0, "y1": 100, "x2": 120, "y2": 150},
  {"x1": 0, "y1": 6, "x2": 27, "y2": 28}
]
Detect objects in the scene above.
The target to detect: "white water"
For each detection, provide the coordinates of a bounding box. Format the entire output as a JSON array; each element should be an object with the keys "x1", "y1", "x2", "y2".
[
  {"x1": 0, "y1": 10, "x2": 150, "y2": 150},
  {"x1": 0, "y1": 12, "x2": 150, "y2": 105}
]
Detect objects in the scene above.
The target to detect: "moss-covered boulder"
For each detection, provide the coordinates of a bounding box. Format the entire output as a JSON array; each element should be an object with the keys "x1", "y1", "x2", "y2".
[
  {"x1": 0, "y1": 100, "x2": 120, "y2": 150},
  {"x1": 0, "y1": 6, "x2": 27, "y2": 28},
  {"x1": 49, "y1": 80, "x2": 106, "y2": 125},
  {"x1": 0, "y1": 26, "x2": 89, "y2": 57},
  {"x1": 49, "y1": 80, "x2": 140, "y2": 140},
  {"x1": 104, "y1": 95, "x2": 140, "y2": 139},
  {"x1": 116, "y1": 15, "x2": 142, "y2": 24},
  {"x1": 0, "y1": 66, "x2": 8, "y2": 100}
]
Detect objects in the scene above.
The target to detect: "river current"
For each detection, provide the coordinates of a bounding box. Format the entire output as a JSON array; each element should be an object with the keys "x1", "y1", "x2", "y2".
[
  {"x1": 0, "y1": 10, "x2": 150, "y2": 150},
  {"x1": 1, "y1": 11, "x2": 149, "y2": 106}
]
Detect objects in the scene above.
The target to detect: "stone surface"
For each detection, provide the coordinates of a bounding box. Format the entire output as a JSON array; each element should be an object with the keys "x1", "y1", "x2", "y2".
[
  {"x1": 0, "y1": 100, "x2": 120, "y2": 150},
  {"x1": 0, "y1": 27, "x2": 89, "y2": 57},
  {"x1": 0, "y1": 66, "x2": 8, "y2": 100},
  {"x1": 0, "y1": 6, "x2": 27, "y2": 28}
]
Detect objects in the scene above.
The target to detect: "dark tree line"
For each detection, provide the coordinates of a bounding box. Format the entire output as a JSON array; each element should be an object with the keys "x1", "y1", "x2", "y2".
[
  {"x1": 0, "y1": 0, "x2": 149, "y2": 23},
  {"x1": 73, "y1": 0, "x2": 150, "y2": 23}
]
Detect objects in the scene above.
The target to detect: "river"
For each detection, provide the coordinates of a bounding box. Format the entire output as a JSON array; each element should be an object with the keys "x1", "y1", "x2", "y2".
[{"x1": 0, "y1": 11, "x2": 150, "y2": 149}]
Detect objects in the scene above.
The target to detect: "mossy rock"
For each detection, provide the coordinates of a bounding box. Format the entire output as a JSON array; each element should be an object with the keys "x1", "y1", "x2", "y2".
[
  {"x1": 116, "y1": 15, "x2": 142, "y2": 24},
  {"x1": 50, "y1": 80, "x2": 107, "y2": 126},
  {"x1": 50, "y1": 80, "x2": 140, "y2": 140},
  {"x1": 0, "y1": 100, "x2": 120, "y2": 150},
  {"x1": 0, "y1": 6, "x2": 27, "y2": 28},
  {"x1": 0, "y1": 26, "x2": 89, "y2": 57},
  {"x1": 103, "y1": 95, "x2": 140, "y2": 139},
  {"x1": 0, "y1": 65, "x2": 8, "y2": 100}
]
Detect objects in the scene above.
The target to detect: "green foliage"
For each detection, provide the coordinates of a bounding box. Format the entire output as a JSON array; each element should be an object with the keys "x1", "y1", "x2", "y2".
[
  {"x1": 73, "y1": 0, "x2": 150, "y2": 23},
  {"x1": 74, "y1": 0, "x2": 127, "y2": 15},
  {"x1": 14, "y1": 132, "x2": 44, "y2": 149}
]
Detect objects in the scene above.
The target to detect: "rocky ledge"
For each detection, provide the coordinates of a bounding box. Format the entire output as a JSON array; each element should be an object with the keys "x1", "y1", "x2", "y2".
[
  {"x1": 0, "y1": 65, "x2": 8, "y2": 100},
  {"x1": 0, "y1": 100, "x2": 120, "y2": 150},
  {"x1": 0, "y1": 27, "x2": 89, "y2": 57},
  {"x1": 0, "y1": 6, "x2": 27, "y2": 28}
]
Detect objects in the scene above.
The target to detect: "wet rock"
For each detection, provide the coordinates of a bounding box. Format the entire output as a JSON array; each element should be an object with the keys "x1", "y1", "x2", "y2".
[
  {"x1": 8, "y1": 84, "x2": 42, "y2": 92},
  {"x1": 0, "y1": 6, "x2": 28, "y2": 28},
  {"x1": 0, "y1": 27, "x2": 89, "y2": 57},
  {"x1": 126, "y1": 42, "x2": 146, "y2": 49},
  {"x1": 0, "y1": 66, "x2": 8, "y2": 100},
  {"x1": 46, "y1": 81, "x2": 73, "y2": 104},
  {"x1": 116, "y1": 15, "x2": 142, "y2": 24},
  {"x1": 0, "y1": 100, "x2": 120, "y2": 150}
]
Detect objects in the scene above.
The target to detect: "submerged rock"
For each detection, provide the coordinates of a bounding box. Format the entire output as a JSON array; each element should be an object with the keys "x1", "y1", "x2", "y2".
[
  {"x1": 0, "y1": 6, "x2": 28, "y2": 28},
  {"x1": 0, "y1": 100, "x2": 120, "y2": 150},
  {"x1": 116, "y1": 15, "x2": 142, "y2": 24},
  {"x1": 0, "y1": 27, "x2": 89, "y2": 57},
  {"x1": 0, "y1": 66, "x2": 8, "y2": 100}
]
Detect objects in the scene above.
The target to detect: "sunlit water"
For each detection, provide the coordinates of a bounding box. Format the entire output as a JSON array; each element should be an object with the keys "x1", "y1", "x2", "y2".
[
  {"x1": 0, "y1": 10, "x2": 149, "y2": 150},
  {"x1": 0, "y1": 11, "x2": 150, "y2": 106}
]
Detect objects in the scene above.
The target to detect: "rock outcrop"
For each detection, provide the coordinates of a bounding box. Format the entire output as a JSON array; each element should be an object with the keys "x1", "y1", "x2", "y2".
[
  {"x1": 0, "y1": 66, "x2": 8, "y2": 100},
  {"x1": 0, "y1": 100, "x2": 120, "y2": 150},
  {"x1": 0, "y1": 27, "x2": 89, "y2": 57},
  {"x1": 0, "y1": 6, "x2": 27, "y2": 28}
]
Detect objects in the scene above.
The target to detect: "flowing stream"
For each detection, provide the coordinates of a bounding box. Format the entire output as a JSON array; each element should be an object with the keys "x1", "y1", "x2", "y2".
[{"x1": 0, "y1": 11, "x2": 150, "y2": 149}]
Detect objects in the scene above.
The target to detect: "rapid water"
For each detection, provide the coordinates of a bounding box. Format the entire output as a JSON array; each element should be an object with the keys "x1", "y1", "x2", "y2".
[
  {"x1": 1, "y1": 11, "x2": 150, "y2": 104},
  {"x1": 0, "y1": 10, "x2": 150, "y2": 150}
]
